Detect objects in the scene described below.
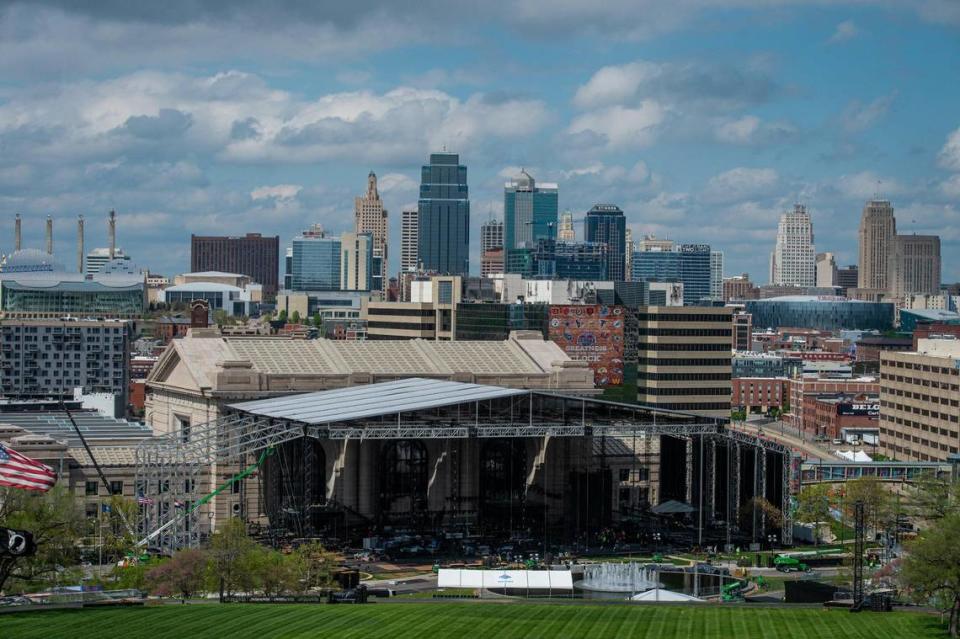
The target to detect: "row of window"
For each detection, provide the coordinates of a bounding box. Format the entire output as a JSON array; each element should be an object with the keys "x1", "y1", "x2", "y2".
[
  {"x1": 635, "y1": 314, "x2": 731, "y2": 323},
  {"x1": 636, "y1": 342, "x2": 732, "y2": 352},
  {"x1": 882, "y1": 416, "x2": 959, "y2": 438},
  {"x1": 635, "y1": 328, "x2": 732, "y2": 337},
  {"x1": 887, "y1": 360, "x2": 960, "y2": 377},
  {"x1": 637, "y1": 357, "x2": 731, "y2": 367},
  {"x1": 637, "y1": 372, "x2": 731, "y2": 381},
  {"x1": 645, "y1": 401, "x2": 731, "y2": 411},
  {"x1": 881, "y1": 401, "x2": 960, "y2": 424},
  {"x1": 885, "y1": 375, "x2": 960, "y2": 392},
  {"x1": 879, "y1": 427, "x2": 958, "y2": 455},
  {"x1": 367, "y1": 321, "x2": 435, "y2": 331},
  {"x1": 882, "y1": 388, "x2": 960, "y2": 407},
  {"x1": 644, "y1": 387, "x2": 731, "y2": 396}
]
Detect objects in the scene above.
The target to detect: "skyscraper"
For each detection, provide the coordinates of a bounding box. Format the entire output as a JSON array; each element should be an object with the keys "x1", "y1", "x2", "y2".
[
  {"x1": 632, "y1": 243, "x2": 712, "y2": 305},
  {"x1": 417, "y1": 152, "x2": 469, "y2": 276},
  {"x1": 584, "y1": 204, "x2": 626, "y2": 281},
  {"x1": 710, "y1": 250, "x2": 723, "y2": 300},
  {"x1": 481, "y1": 219, "x2": 504, "y2": 252},
  {"x1": 503, "y1": 170, "x2": 558, "y2": 275},
  {"x1": 890, "y1": 234, "x2": 941, "y2": 298},
  {"x1": 340, "y1": 232, "x2": 373, "y2": 291},
  {"x1": 354, "y1": 171, "x2": 388, "y2": 292},
  {"x1": 625, "y1": 228, "x2": 634, "y2": 282},
  {"x1": 480, "y1": 219, "x2": 504, "y2": 278},
  {"x1": 816, "y1": 252, "x2": 838, "y2": 287},
  {"x1": 558, "y1": 211, "x2": 575, "y2": 241},
  {"x1": 769, "y1": 204, "x2": 815, "y2": 287},
  {"x1": 858, "y1": 199, "x2": 896, "y2": 292},
  {"x1": 289, "y1": 225, "x2": 341, "y2": 292},
  {"x1": 400, "y1": 209, "x2": 419, "y2": 273},
  {"x1": 191, "y1": 233, "x2": 280, "y2": 298}
]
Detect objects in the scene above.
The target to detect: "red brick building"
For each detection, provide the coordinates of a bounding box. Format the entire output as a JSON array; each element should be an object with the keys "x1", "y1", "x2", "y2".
[
  {"x1": 811, "y1": 393, "x2": 879, "y2": 439},
  {"x1": 912, "y1": 323, "x2": 960, "y2": 349},
  {"x1": 732, "y1": 377, "x2": 789, "y2": 413},
  {"x1": 787, "y1": 376, "x2": 880, "y2": 436}
]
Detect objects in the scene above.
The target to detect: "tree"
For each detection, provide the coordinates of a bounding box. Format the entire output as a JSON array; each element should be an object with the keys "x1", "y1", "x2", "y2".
[
  {"x1": 902, "y1": 513, "x2": 960, "y2": 637},
  {"x1": 278, "y1": 310, "x2": 288, "y2": 322},
  {"x1": 796, "y1": 484, "x2": 832, "y2": 531},
  {"x1": 98, "y1": 496, "x2": 139, "y2": 563},
  {"x1": 291, "y1": 541, "x2": 337, "y2": 592},
  {"x1": 255, "y1": 548, "x2": 300, "y2": 597},
  {"x1": 844, "y1": 477, "x2": 894, "y2": 533},
  {"x1": 147, "y1": 548, "x2": 207, "y2": 601},
  {"x1": 0, "y1": 486, "x2": 85, "y2": 593},
  {"x1": 205, "y1": 518, "x2": 257, "y2": 600},
  {"x1": 738, "y1": 496, "x2": 783, "y2": 533},
  {"x1": 909, "y1": 476, "x2": 960, "y2": 521},
  {"x1": 312, "y1": 313, "x2": 322, "y2": 329},
  {"x1": 291, "y1": 310, "x2": 301, "y2": 324}
]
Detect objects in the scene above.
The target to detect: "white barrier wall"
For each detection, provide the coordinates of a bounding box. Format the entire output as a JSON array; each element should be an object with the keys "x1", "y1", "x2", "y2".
[{"x1": 437, "y1": 569, "x2": 574, "y2": 591}]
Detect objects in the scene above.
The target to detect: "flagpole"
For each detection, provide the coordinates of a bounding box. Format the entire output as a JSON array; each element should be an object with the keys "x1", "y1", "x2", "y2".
[{"x1": 98, "y1": 496, "x2": 103, "y2": 581}]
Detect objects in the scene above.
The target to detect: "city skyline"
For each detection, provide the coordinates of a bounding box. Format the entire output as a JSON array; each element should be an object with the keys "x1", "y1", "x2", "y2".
[{"x1": 0, "y1": 3, "x2": 958, "y2": 282}]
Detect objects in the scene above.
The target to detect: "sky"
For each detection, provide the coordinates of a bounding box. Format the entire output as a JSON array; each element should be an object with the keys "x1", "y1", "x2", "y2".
[{"x1": 0, "y1": 1, "x2": 958, "y2": 282}]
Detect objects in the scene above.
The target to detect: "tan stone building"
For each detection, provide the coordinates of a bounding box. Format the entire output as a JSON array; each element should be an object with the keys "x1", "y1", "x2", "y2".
[
  {"x1": 635, "y1": 306, "x2": 733, "y2": 417},
  {"x1": 879, "y1": 339, "x2": 960, "y2": 461},
  {"x1": 354, "y1": 172, "x2": 388, "y2": 291}
]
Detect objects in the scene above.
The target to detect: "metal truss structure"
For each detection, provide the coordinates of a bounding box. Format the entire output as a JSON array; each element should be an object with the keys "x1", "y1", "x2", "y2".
[{"x1": 135, "y1": 404, "x2": 795, "y2": 552}]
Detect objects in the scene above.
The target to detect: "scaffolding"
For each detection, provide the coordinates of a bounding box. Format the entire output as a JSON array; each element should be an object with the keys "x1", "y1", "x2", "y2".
[{"x1": 135, "y1": 386, "x2": 794, "y2": 553}]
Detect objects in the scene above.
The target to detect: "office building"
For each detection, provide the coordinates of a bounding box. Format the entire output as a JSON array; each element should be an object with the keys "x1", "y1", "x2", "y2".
[
  {"x1": 880, "y1": 339, "x2": 960, "y2": 460},
  {"x1": 836, "y1": 265, "x2": 858, "y2": 294},
  {"x1": 340, "y1": 232, "x2": 373, "y2": 292},
  {"x1": 558, "y1": 211, "x2": 575, "y2": 241},
  {"x1": 400, "y1": 209, "x2": 419, "y2": 274},
  {"x1": 816, "y1": 252, "x2": 837, "y2": 288},
  {"x1": 625, "y1": 228, "x2": 635, "y2": 282},
  {"x1": 454, "y1": 303, "x2": 550, "y2": 341},
  {"x1": 858, "y1": 199, "x2": 896, "y2": 292},
  {"x1": 786, "y1": 375, "x2": 880, "y2": 437},
  {"x1": 769, "y1": 204, "x2": 815, "y2": 287},
  {"x1": 632, "y1": 244, "x2": 712, "y2": 306},
  {"x1": 159, "y1": 282, "x2": 259, "y2": 317},
  {"x1": 723, "y1": 273, "x2": 759, "y2": 301},
  {"x1": 417, "y1": 152, "x2": 470, "y2": 276},
  {"x1": 288, "y1": 226, "x2": 341, "y2": 292},
  {"x1": 634, "y1": 306, "x2": 733, "y2": 416},
  {"x1": 732, "y1": 312, "x2": 753, "y2": 351},
  {"x1": 533, "y1": 240, "x2": 608, "y2": 280},
  {"x1": 480, "y1": 248, "x2": 504, "y2": 278},
  {"x1": 890, "y1": 234, "x2": 941, "y2": 298},
  {"x1": 481, "y1": 219, "x2": 504, "y2": 253},
  {"x1": 637, "y1": 235, "x2": 673, "y2": 252},
  {"x1": 585, "y1": 204, "x2": 627, "y2": 281},
  {"x1": 733, "y1": 352, "x2": 789, "y2": 378},
  {"x1": 0, "y1": 319, "x2": 132, "y2": 405},
  {"x1": 503, "y1": 170, "x2": 558, "y2": 275},
  {"x1": 190, "y1": 233, "x2": 279, "y2": 298},
  {"x1": 710, "y1": 251, "x2": 723, "y2": 300},
  {"x1": 354, "y1": 171, "x2": 388, "y2": 292},
  {"x1": 744, "y1": 296, "x2": 894, "y2": 331},
  {"x1": 86, "y1": 248, "x2": 131, "y2": 275}
]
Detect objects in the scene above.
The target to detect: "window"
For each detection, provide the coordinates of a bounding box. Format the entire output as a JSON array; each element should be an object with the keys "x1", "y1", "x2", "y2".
[
  {"x1": 619, "y1": 468, "x2": 630, "y2": 482},
  {"x1": 109, "y1": 480, "x2": 123, "y2": 496},
  {"x1": 176, "y1": 415, "x2": 191, "y2": 444},
  {"x1": 85, "y1": 480, "x2": 99, "y2": 496}
]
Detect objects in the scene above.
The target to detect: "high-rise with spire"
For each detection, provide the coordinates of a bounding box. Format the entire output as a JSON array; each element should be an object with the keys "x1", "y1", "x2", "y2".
[
  {"x1": 857, "y1": 199, "x2": 896, "y2": 293},
  {"x1": 417, "y1": 152, "x2": 470, "y2": 276},
  {"x1": 354, "y1": 171, "x2": 388, "y2": 292}
]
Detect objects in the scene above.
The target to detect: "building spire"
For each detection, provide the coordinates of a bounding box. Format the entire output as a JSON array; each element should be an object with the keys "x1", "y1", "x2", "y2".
[{"x1": 367, "y1": 170, "x2": 378, "y2": 199}]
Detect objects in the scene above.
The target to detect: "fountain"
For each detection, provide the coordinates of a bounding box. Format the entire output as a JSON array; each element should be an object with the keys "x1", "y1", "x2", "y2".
[{"x1": 578, "y1": 563, "x2": 660, "y2": 593}]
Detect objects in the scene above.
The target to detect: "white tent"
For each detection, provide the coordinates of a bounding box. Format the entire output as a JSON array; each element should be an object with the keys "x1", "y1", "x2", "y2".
[
  {"x1": 834, "y1": 449, "x2": 872, "y2": 462},
  {"x1": 631, "y1": 589, "x2": 705, "y2": 602},
  {"x1": 437, "y1": 569, "x2": 574, "y2": 591}
]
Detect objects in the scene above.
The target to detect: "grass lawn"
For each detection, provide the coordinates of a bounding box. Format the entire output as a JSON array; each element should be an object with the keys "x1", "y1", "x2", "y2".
[{"x1": 1, "y1": 602, "x2": 944, "y2": 638}]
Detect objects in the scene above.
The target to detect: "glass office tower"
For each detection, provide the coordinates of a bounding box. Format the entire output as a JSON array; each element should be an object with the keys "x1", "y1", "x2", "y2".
[
  {"x1": 632, "y1": 243, "x2": 712, "y2": 305},
  {"x1": 418, "y1": 152, "x2": 470, "y2": 276},
  {"x1": 584, "y1": 204, "x2": 626, "y2": 281},
  {"x1": 504, "y1": 170, "x2": 558, "y2": 274},
  {"x1": 290, "y1": 227, "x2": 341, "y2": 291}
]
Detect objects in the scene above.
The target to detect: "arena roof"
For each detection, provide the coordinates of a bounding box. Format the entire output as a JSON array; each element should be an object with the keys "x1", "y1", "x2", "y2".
[
  {"x1": 0, "y1": 411, "x2": 152, "y2": 446},
  {"x1": 229, "y1": 378, "x2": 526, "y2": 424}
]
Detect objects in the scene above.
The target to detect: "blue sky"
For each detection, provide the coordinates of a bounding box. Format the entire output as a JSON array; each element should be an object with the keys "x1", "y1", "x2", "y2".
[{"x1": 0, "y1": 1, "x2": 958, "y2": 282}]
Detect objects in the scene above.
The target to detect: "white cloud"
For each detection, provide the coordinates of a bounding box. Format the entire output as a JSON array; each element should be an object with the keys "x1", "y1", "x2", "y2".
[
  {"x1": 703, "y1": 167, "x2": 780, "y2": 204},
  {"x1": 250, "y1": 184, "x2": 302, "y2": 201},
  {"x1": 714, "y1": 115, "x2": 797, "y2": 145},
  {"x1": 567, "y1": 102, "x2": 666, "y2": 149},
  {"x1": 828, "y1": 20, "x2": 860, "y2": 44},
  {"x1": 835, "y1": 171, "x2": 903, "y2": 200},
  {"x1": 377, "y1": 173, "x2": 418, "y2": 193},
  {"x1": 841, "y1": 92, "x2": 897, "y2": 133},
  {"x1": 573, "y1": 61, "x2": 660, "y2": 109},
  {"x1": 941, "y1": 174, "x2": 960, "y2": 198},
  {"x1": 939, "y1": 126, "x2": 960, "y2": 171}
]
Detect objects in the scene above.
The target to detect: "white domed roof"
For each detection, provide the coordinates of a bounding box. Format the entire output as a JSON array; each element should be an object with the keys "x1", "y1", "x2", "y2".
[{"x1": 1, "y1": 249, "x2": 65, "y2": 273}]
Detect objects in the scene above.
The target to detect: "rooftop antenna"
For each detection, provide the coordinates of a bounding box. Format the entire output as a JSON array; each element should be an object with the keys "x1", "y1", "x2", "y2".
[
  {"x1": 14, "y1": 214, "x2": 21, "y2": 251},
  {"x1": 45, "y1": 215, "x2": 53, "y2": 255}
]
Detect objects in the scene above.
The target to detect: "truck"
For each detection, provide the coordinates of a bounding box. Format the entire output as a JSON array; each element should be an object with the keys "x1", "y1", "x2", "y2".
[{"x1": 774, "y1": 555, "x2": 810, "y2": 573}]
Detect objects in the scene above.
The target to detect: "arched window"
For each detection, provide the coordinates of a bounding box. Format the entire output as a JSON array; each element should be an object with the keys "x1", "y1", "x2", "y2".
[{"x1": 479, "y1": 440, "x2": 527, "y2": 518}]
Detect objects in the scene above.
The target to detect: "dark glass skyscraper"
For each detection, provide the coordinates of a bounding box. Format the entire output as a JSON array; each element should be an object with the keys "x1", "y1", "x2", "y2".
[
  {"x1": 584, "y1": 204, "x2": 626, "y2": 281},
  {"x1": 418, "y1": 152, "x2": 470, "y2": 276},
  {"x1": 632, "y1": 243, "x2": 712, "y2": 305},
  {"x1": 503, "y1": 170, "x2": 558, "y2": 273}
]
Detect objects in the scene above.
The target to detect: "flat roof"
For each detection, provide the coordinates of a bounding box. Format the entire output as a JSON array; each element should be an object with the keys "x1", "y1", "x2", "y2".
[{"x1": 229, "y1": 378, "x2": 527, "y2": 424}]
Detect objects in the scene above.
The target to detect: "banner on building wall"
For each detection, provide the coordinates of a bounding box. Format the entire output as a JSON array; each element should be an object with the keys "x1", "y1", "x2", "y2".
[{"x1": 548, "y1": 304, "x2": 625, "y2": 386}]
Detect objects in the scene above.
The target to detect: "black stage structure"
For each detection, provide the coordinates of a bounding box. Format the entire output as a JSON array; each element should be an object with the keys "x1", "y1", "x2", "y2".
[{"x1": 136, "y1": 379, "x2": 793, "y2": 553}]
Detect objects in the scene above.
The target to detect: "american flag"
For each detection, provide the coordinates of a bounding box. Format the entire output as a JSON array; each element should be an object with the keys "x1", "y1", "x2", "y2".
[
  {"x1": 137, "y1": 495, "x2": 154, "y2": 506},
  {"x1": 0, "y1": 443, "x2": 57, "y2": 492}
]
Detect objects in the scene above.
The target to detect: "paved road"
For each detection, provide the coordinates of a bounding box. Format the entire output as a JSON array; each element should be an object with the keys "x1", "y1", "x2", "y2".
[{"x1": 734, "y1": 421, "x2": 836, "y2": 460}]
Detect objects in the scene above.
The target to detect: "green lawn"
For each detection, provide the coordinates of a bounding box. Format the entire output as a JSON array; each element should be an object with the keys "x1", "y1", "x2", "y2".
[{"x1": 0, "y1": 602, "x2": 943, "y2": 638}]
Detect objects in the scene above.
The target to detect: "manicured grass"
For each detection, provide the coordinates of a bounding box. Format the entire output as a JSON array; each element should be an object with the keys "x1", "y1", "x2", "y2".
[{"x1": 1, "y1": 602, "x2": 943, "y2": 638}]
